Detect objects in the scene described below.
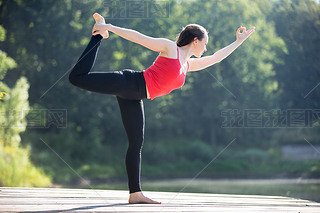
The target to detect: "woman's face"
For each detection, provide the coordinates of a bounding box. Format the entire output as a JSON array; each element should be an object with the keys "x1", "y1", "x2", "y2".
[{"x1": 194, "y1": 34, "x2": 208, "y2": 58}]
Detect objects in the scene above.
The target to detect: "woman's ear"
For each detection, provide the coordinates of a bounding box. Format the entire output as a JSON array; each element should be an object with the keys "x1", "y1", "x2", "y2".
[{"x1": 193, "y1": 37, "x2": 199, "y2": 44}]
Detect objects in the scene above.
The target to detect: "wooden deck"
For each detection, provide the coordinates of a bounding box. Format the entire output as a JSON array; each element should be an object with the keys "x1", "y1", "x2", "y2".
[{"x1": 0, "y1": 187, "x2": 319, "y2": 212}]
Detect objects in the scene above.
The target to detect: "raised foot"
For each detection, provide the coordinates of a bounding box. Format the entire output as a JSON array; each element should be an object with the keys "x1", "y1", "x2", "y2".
[
  {"x1": 92, "y1": 12, "x2": 109, "y2": 38},
  {"x1": 93, "y1": 12, "x2": 105, "y2": 24},
  {"x1": 129, "y1": 192, "x2": 161, "y2": 204}
]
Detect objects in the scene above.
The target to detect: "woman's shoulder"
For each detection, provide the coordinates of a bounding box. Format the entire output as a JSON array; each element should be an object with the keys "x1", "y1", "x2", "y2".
[
  {"x1": 157, "y1": 39, "x2": 176, "y2": 49},
  {"x1": 158, "y1": 40, "x2": 178, "y2": 58}
]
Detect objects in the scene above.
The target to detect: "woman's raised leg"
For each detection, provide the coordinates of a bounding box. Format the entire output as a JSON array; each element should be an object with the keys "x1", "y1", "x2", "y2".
[
  {"x1": 69, "y1": 36, "x2": 139, "y2": 97},
  {"x1": 69, "y1": 35, "x2": 103, "y2": 90}
]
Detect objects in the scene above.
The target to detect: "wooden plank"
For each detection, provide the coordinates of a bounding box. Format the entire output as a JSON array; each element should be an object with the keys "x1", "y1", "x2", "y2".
[{"x1": 0, "y1": 187, "x2": 319, "y2": 212}]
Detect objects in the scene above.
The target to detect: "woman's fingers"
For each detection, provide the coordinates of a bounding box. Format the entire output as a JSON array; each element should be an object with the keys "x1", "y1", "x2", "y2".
[
  {"x1": 237, "y1": 27, "x2": 242, "y2": 35},
  {"x1": 237, "y1": 26, "x2": 247, "y2": 36},
  {"x1": 92, "y1": 30, "x2": 100, "y2": 36},
  {"x1": 92, "y1": 24, "x2": 102, "y2": 35},
  {"x1": 237, "y1": 26, "x2": 256, "y2": 42},
  {"x1": 246, "y1": 27, "x2": 256, "y2": 37},
  {"x1": 247, "y1": 26, "x2": 255, "y2": 33}
]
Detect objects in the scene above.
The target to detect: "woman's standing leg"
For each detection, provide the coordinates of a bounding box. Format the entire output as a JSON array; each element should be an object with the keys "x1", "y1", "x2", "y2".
[
  {"x1": 117, "y1": 97, "x2": 161, "y2": 204},
  {"x1": 117, "y1": 97, "x2": 145, "y2": 193}
]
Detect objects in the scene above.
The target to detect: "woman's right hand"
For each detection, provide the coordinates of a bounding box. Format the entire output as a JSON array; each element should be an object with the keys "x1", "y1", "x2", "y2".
[{"x1": 236, "y1": 26, "x2": 255, "y2": 43}]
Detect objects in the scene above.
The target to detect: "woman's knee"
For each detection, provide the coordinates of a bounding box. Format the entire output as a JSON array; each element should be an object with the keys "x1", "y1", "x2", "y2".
[
  {"x1": 68, "y1": 72, "x2": 77, "y2": 86},
  {"x1": 68, "y1": 68, "x2": 82, "y2": 86}
]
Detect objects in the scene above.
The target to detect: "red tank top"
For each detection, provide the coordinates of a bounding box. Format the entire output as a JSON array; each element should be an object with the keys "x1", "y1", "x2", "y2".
[{"x1": 143, "y1": 47, "x2": 189, "y2": 100}]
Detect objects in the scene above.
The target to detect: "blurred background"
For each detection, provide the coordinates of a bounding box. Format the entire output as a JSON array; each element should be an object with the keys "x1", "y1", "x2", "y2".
[{"x1": 0, "y1": 0, "x2": 319, "y2": 202}]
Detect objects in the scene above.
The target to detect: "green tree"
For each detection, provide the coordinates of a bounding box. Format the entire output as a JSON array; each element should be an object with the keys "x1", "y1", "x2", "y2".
[
  {"x1": 0, "y1": 25, "x2": 51, "y2": 186},
  {"x1": 271, "y1": 0, "x2": 320, "y2": 109},
  {"x1": 1, "y1": 0, "x2": 317, "y2": 183}
]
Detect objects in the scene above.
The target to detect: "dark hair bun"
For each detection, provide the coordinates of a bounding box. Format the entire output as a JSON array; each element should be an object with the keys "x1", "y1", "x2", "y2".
[{"x1": 176, "y1": 24, "x2": 208, "y2": 47}]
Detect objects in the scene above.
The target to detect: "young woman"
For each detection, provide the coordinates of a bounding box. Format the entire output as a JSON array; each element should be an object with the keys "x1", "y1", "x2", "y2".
[{"x1": 69, "y1": 13, "x2": 255, "y2": 204}]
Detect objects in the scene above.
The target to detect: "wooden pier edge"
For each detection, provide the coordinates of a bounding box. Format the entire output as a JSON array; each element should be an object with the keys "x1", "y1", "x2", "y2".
[{"x1": 0, "y1": 187, "x2": 319, "y2": 212}]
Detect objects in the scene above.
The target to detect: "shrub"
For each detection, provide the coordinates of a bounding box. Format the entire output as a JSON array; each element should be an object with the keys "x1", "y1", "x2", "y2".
[{"x1": 0, "y1": 144, "x2": 51, "y2": 187}]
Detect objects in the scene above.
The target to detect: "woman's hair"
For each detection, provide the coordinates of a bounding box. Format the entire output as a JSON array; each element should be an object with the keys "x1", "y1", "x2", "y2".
[{"x1": 176, "y1": 24, "x2": 208, "y2": 47}]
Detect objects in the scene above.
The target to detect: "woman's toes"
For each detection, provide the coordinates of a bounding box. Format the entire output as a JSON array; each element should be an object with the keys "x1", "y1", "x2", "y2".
[{"x1": 93, "y1": 13, "x2": 105, "y2": 24}]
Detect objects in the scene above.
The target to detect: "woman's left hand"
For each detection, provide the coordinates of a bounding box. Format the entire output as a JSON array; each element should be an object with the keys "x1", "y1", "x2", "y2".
[
  {"x1": 236, "y1": 26, "x2": 255, "y2": 43},
  {"x1": 92, "y1": 24, "x2": 108, "y2": 36}
]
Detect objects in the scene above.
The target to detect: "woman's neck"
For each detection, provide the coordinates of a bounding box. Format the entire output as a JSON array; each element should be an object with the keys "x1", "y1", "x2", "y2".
[{"x1": 178, "y1": 44, "x2": 194, "y2": 63}]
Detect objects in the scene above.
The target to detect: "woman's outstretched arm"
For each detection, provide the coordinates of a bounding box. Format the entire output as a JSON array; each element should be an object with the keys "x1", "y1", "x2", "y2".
[
  {"x1": 188, "y1": 26, "x2": 255, "y2": 72},
  {"x1": 92, "y1": 23, "x2": 173, "y2": 53}
]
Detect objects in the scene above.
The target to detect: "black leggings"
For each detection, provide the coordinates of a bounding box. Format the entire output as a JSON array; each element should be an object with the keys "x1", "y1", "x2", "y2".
[{"x1": 69, "y1": 35, "x2": 147, "y2": 193}]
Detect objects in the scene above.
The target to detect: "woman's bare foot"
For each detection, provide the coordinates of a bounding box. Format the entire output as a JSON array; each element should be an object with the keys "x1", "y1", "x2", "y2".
[
  {"x1": 92, "y1": 13, "x2": 109, "y2": 38},
  {"x1": 129, "y1": 192, "x2": 161, "y2": 204}
]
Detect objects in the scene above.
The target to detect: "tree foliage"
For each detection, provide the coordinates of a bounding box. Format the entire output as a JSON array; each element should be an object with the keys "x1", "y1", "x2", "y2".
[
  {"x1": 0, "y1": 24, "x2": 50, "y2": 186},
  {"x1": 0, "y1": 0, "x2": 319, "y2": 184},
  {"x1": 271, "y1": 0, "x2": 320, "y2": 109}
]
